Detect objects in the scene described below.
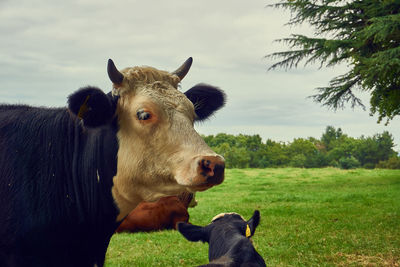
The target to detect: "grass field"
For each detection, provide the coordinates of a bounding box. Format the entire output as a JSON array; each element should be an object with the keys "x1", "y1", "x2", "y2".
[{"x1": 105, "y1": 168, "x2": 400, "y2": 266}]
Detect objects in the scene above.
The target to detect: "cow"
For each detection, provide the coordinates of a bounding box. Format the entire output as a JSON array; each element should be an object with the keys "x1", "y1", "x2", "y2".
[
  {"x1": 177, "y1": 210, "x2": 266, "y2": 267},
  {"x1": 115, "y1": 192, "x2": 194, "y2": 233},
  {"x1": 0, "y1": 57, "x2": 226, "y2": 267}
]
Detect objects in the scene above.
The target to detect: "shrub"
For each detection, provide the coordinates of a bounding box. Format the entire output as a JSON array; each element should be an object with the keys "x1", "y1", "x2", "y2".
[
  {"x1": 289, "y1": 154, "x2": 307, "y2": 168},
  {"x1": 376, "y1": 156, "x2": 400, "y2": 169},
  {"x1": 339, "y1": 156, "x2": 361, "y2": 169},
  {"x1": 329, "y1": 160, "x2": 339, "y2": 168},
  {"x1": 363, "y1": 163, "x2": 376, "y2": 169}
]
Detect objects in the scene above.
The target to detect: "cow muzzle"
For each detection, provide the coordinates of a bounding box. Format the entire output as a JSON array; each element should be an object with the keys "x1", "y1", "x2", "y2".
[{"x1": 180, "y1": 155, "x2": 225, "y2": 192}]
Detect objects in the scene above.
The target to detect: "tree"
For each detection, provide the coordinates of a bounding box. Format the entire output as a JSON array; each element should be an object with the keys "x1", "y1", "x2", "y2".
[
  {"x1": 264, "y1": 139, "x2": 290, "y2": 167},
  {"x1": 236, "y1": 134, "x2": 263, "y2": 167},
  {"x1": 321, "y1": 126, "x2": 343, "y2": 151},
  {"x1": 354, "y1": 131, "x2": 397, "y2": 167},
  {"x1": 267, "y1": 0, "x2": 400, "y2": 124},
  {"x1": 287, "y1": 138, "x2": 314, "y2": 167},
  {"x1": 202, "y1": 133, "x2": 237, "y2": 148},
  {"x1": 326, "y1": 134, "x2": 359, "y2": 164}
]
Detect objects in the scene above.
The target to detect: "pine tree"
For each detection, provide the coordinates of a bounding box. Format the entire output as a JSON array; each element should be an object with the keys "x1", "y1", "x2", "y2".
[{"x1": 267, "y1": 0, "x2": 400, "y2": 124}]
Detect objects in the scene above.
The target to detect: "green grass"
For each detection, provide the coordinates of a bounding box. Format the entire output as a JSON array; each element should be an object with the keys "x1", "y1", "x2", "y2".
[{"x1": 105, "y1": 168, "x2": 400, "y2": 266}]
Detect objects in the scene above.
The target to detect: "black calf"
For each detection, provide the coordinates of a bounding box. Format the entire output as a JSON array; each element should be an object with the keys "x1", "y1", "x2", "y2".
[{"x1": 177, "y1": 210, "x2": 266, "y2": 267}]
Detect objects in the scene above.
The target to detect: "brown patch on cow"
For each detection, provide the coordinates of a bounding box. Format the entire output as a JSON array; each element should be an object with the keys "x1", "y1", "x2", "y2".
[
  {"x1": 77, "y1": 95, "x2": 90, "y2": 119},
  {"x1": 177, "y1": 192, "x2": 195, "y2": 208},
  {"x1": 115, "y1": 195, "x2": 190, "y2": 233},
  {"x1": 328, "y1": 252, "x2": 399, "y2": 266}
]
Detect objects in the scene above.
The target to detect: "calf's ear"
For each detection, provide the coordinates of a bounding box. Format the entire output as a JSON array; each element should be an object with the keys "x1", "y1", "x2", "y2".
[
  {"x1": 247, "y1": 210, "x2": 261, "y2": 237},
  {"x1": 184, "y1": 84, "x2": 226, "y2": 122},
  {"x1": 68, "y1": 86, "x2": 116, "y2": 128},
  {"x1": 177, "y1": 222, "x2": 208, "y2": 243}
]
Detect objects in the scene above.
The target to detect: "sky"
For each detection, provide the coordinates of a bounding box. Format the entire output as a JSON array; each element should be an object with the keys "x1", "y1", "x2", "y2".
[{"x1": 1, "y1": 0, "x2": 399, "y2": 152}]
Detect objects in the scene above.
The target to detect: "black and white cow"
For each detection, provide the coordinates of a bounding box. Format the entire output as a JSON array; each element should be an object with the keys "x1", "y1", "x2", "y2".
[
  {"x1": 178, "y1": 210, "x2": 266, "y2": 267},
  {"x1": 0, "y1": 58, "x2": 225, "y2": 267}
]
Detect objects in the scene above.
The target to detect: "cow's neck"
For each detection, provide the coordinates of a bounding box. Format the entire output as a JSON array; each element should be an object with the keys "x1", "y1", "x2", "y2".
[
  {"x1": 111, "y1": 129, "x2": 145, "y2": 221},
  {"x1": 111, "y1": 179, "x2": 143, "y2": 221}
]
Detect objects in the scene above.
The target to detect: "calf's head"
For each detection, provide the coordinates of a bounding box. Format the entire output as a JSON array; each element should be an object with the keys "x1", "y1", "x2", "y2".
[
  {"x1": 68, "y1": 58, "x2": 225, "y2": 219},
  {"x1": 177, "y1": 210, "x2": 260, "y2": 244}
]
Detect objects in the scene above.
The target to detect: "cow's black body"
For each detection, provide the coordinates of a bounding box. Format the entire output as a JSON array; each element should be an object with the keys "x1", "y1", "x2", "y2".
[
  {"x1": 0, "y1": 91, "x2": 120, "y2": 266},
  {"x1": 178, "y1": 210, "x2": 266, "y2": 267}
]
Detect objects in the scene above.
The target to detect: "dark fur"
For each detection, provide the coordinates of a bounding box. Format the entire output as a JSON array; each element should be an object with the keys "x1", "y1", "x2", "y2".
[
  {"x1": 0, "y1": 86, "x2": 119, "y2": 266},
  {"x1": 184, "y1": 84, "x2": 226, "y2": 121},
  {"x1": 67, "y1": 86, "x2": 117, "y2": 128},
  {"x1": 0, "y1": 83, "x2": 225, "y2": 267},
  {"x1": 178, "y1": 210, "x2": 266, "y2": 267}
]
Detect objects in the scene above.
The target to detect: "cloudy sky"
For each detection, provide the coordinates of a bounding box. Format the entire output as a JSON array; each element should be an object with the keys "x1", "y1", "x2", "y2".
[{"x1": 1, "y1": 0, "x2": 399, "y2": 151}]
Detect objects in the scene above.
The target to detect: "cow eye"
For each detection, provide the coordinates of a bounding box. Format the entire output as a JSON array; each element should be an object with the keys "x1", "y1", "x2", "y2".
[{"x1": 136, "y1": 109, "x2": 151, "y2": 121}]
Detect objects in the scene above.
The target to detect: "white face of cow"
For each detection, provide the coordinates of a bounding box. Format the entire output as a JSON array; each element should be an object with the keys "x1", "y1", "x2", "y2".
[{"x1": 108, "y1": 58, "x2": 225, "y2": 220}]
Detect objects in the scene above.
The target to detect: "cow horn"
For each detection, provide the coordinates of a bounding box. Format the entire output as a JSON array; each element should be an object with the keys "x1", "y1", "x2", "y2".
[
  {"x1": 172, "y1": 57, "x2": 193, "y2": 81},
  {"x1": 107, "y1": 59, "x2": 124, "y2": 84}
]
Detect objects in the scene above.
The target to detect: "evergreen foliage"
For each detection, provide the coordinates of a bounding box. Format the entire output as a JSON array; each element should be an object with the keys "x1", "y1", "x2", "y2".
[
  {"x1": 267, "y1": 0, "x2": 400, "y2": 124},
  {"x1": 202, "y1": 126, "x2": 399, "y2": 169}
]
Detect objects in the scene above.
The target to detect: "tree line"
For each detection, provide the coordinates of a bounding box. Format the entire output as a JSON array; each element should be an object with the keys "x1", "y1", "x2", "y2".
[{"x1": 202, "y1": 126, "x2": 400, "y2": 169}]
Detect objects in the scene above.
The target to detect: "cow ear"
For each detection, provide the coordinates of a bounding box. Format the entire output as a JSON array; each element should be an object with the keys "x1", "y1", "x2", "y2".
[
  {"x1": 177, "y1": 222, "x2": 208, "y2": 243},
  {"x1": 68, "y1": 86, "x2": 116, "y2": 128},
  {"x1": 184, "y1": 84, "x2": 226, "y2": 122},
  {"x1": 247, "y1": 210, "x2": 260, "y2": 237}
]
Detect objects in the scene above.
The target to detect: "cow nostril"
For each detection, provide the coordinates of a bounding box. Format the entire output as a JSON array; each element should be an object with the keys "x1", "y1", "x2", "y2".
[
  {"x1": 199, "y1": 159, "x2": 214, "y2": 177},
  {"x1": 207, "y1": 163, "x2": 225, "y2": 184},
  {"x1": 197, "y1": 156, "x2": 225, "y2": 185}
]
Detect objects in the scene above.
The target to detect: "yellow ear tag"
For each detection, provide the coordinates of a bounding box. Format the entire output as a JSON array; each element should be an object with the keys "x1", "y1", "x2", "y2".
[
  {"x1": 77, "y1": 95, "x2": 91, "y2": 119},
  {"x1": 246, "y1": 224, "x2": 251, "y2": 238}
]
